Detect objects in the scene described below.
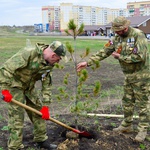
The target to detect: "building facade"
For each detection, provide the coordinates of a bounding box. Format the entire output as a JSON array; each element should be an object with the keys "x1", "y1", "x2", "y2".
[
  {"x1": 127, "y1": 1, "x2": 150, "y2": 17},
  {"x1": 42, "y1": 6, "x2": 60, "y2": 32},
  {"x1": 41, "y1": 1, "x2": 150, "y2": 32},
  {"x1": 42, "y1": 3, "x2": 127, "y2": 32}
]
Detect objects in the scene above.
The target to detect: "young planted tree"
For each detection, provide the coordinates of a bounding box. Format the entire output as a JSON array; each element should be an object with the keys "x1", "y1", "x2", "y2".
[{"x1": 62, "y1": 19, "x2": 101, "y2": 127}]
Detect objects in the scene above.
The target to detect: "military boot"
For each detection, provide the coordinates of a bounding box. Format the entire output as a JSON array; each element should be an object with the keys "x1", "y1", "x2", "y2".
[
  {"x1": 135, "y1": 131, "x2": 147, "y2": 142},
  {"x1": 145, "y1": 135, "x2": 150, "y2": 142},
  {"x1": 36, "y1": 139, "x2": 57, "y2": 150},
  {"x1": 113, "y1": 125, "x2": 133, "y2": 133}
]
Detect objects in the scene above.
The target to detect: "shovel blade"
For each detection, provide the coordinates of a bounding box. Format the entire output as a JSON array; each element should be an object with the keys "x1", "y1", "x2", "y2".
[
  {"x1": 73, "y1": 129, "x2": 92, "y2": 138},
  {"x1": 80, "y1": 131, "x2": 92, "y2": 138}
]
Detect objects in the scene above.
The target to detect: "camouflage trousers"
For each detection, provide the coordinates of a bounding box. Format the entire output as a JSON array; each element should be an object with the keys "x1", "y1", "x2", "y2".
[
  {"x1": 121, "y1": 78, "x2": 150, "y2": 132},
  {"x1": 1, "y1": 85, "x2": 48, "y2": 150}
]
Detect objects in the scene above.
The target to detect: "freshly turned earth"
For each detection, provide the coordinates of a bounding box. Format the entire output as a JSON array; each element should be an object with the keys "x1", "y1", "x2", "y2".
[{"x1": 0, "y1": 59, "x2": 149, "y2": 150}]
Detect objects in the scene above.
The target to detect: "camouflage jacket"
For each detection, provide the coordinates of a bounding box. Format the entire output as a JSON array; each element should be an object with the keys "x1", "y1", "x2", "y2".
[
  {"x1": 87, "y1": 27, "x2": 149, "y2": 82},
  {"x1": 0, "y1": 43, "x2": 53, "y2": 103}
]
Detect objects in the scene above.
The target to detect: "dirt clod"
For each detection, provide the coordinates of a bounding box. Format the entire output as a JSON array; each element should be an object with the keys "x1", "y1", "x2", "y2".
[{"x1": 66, "y1": 131, "x2": 79, "y2": 139}]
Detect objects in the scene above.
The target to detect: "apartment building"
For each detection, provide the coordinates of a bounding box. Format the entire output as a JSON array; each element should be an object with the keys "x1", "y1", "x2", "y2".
[
  {"x1": 42, "y1": 5, "x2": 60, "y2": 32},
  {"x1": 42, "y1": 3, "x2": 127, "y2": 32},
  {"x1": 127, "y1": 1, "x2": 150, "y2": 17}
]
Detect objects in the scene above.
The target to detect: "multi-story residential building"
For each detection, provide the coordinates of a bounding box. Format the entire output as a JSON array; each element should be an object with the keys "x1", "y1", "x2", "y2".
[
  {"x1": 127, "y1": 1, "x2": 150, "y2": 17},
  {"x1": 42, "y1": 5, "x2": 60, "y2": 32},
  {"x1": 60, "y1": 3, "x2": 73, "y2": 32},
  {"x1": 41, "y1": 3, "x2": 127, "y2": 32}
]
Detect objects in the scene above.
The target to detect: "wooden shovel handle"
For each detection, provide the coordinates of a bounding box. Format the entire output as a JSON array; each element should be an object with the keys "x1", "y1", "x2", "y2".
[{"x1": 11, "y1": 99, "x2": 76, "y2": 132}]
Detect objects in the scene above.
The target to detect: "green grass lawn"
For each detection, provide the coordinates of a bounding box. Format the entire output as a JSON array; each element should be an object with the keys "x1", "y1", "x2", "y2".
[
  {"x1": 0, "y1": 36, "x2": 106, "y2": 63},
  {"x1": 0, "y1": 32, "x2": 149, "y2": 115},
  {"x1": 0, "y1": 35, "x2": 150, "y2": 65}
]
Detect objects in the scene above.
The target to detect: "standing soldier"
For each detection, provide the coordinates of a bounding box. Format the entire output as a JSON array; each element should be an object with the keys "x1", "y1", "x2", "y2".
[
  {"x1": 0, "y1": 41, "x2": 66, "y2": 150},
  {"x1": 77, "y1": 16, "x2": 150, "y2": 142}
]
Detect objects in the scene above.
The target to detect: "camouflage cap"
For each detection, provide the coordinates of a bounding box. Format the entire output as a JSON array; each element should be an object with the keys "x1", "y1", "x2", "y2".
[
  {"x1": 111, "y1": 16, "x2": 130, "y2": 32},
  {"x1": 50, "y1": 41, "x2": 66, "y2": 57}
]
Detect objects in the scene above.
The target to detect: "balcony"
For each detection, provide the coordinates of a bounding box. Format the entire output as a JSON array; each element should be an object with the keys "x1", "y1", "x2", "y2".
[{"x1": 129, "y1": 9, "x2": 134, "y2": 13}]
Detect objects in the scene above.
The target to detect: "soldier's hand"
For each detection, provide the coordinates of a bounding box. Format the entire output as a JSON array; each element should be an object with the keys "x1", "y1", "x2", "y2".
[
  {"x1": 1, "y1": 90, "x2": 13, "y2": 102},
  {"x1": 77, "y1": 62, "x2": 88, "y2": 72},
  {"x1": 112, "y1": 52, "x2": 120, "y2": 59},
  {"x1": 40, "y1": 106, "x2": 50, "y2": 120}
]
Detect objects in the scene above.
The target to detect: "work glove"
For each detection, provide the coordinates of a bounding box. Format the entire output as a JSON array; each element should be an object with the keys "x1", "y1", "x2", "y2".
[
  {"x1": 1, "y1": 90, "x2": 13, "y2": 102},
  {"x1": 40, "y1": 106, "x2": 50, "y2": 120}
]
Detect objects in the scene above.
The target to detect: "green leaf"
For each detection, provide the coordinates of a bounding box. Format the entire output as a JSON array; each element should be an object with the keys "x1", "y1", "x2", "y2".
[
  {"x1": 68, "y1": 19, "x2": 77, "y2": 30},
  {"x1": 77, "y1": 23, "x2": 84, "y2": 35},
  {"x1": 1, "y1": 126, "x2": 9, "y2": 131},
  {"x1": 93, "y1": 81, "x2": 101, "y2": 96}
]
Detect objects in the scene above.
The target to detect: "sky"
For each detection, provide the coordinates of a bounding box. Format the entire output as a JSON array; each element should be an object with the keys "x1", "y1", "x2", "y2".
[{"x1": 0, "y1": 0, "x2": 147, "y2": 26}]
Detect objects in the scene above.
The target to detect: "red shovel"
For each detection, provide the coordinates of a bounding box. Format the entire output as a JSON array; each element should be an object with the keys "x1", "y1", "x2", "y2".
[{"x1": 1, "y1": 90, "x2": 92, "y2": 138}]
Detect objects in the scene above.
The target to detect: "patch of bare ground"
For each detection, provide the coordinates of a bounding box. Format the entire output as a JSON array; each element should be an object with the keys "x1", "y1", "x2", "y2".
[{"x1": 0, "y1": 58, "x2": 149, "y2": 150}]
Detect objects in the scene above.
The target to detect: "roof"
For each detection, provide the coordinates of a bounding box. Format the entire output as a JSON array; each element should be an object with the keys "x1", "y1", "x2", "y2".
[
  {"x1": 83, "y1": 16, "x2": 150, "y2": 31},
  {"x1": 129, "y1": 15, "x2": 150, "y2": 27},
  {"x1": 84, "y1": 25, "x2": 100, "y2": 31},
  {"x1": 105, "y1": 15, "x2": 150, "y2": 28},
  {"x1": 84, "y1": 25, "x2": 105, "y2": 31}
]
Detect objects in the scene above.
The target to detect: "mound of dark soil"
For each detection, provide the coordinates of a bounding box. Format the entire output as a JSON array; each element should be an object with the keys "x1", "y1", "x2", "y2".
[
  {"x1": 0, "y1": 113, "x2": 150, "y2": 150},
  {"x1": 0, "y1": 58, "x2": 149, "y2": 150}
]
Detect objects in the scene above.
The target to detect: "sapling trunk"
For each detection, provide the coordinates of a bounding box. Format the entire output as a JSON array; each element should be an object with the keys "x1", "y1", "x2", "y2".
[
  {"x1": 65, "y1": 20, "x2": 85, "y2": 130},
  {"x1": 74, "y1": 38, "x2": 79, "y2": 129}
]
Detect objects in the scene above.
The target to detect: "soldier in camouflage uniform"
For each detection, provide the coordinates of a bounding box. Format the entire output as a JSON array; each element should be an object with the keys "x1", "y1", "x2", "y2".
[
  {"x1": 77, "y1": 16, "x2": 150, "y2": 142},
  {"x1": 0, "y1": 41, "x2": 66, "y2": 150}
]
